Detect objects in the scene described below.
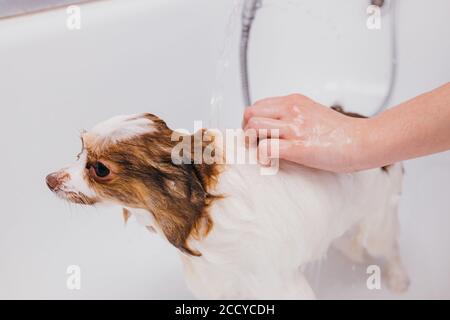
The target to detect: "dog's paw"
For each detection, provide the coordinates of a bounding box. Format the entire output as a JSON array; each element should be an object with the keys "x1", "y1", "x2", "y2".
[{"x1": 385, "y1": 266, "x2": 410, "y2": 293}]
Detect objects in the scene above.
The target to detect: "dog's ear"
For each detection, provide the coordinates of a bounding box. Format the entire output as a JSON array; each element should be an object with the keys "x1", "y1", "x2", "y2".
[
  {"x1": 157, "y1": 215, "x2": 203, "y2": 257},
  {"x1": 145, "y1": 164, "x2": 216, "y2": 257},
  {"x1": 133, "y1": 124, "x2": 222, "y2": 256}
]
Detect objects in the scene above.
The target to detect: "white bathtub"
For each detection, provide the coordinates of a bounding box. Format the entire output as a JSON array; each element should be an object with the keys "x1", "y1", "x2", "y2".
[{"x1": 0, "y1": 0, "x2": 449, "y2": 299}]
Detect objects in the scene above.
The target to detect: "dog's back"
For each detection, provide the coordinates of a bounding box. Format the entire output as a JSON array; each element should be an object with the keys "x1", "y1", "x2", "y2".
[{"x1": 183, "y1": 141, "x2": 407, "y2": 299}]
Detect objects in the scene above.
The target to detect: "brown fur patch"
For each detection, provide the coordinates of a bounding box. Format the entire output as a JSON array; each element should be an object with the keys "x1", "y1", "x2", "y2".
[{"x1": 64, "y1": 191, "x2": 98, "y2": 205}]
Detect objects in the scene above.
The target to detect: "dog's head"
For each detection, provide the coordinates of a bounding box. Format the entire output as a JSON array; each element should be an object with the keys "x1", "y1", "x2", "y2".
[{"x1": 46, "y1": 113, "x2": 221, "y2": 255}]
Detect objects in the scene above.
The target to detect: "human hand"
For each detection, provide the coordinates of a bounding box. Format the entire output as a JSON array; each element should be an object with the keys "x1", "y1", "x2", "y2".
[{"x1": 243, "y1": 94, "x2": 370, "y2": 173}]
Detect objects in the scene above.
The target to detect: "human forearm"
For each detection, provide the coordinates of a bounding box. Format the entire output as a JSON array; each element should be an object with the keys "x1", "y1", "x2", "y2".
[
  {"x1": 243, "y1": 83, "x2": 450, "y2": 173},
  {"x1": 359, "y1": 82, "x2": 450, "y2": 170}
]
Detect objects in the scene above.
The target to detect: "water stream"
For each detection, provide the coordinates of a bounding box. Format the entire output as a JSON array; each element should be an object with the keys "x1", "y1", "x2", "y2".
[{"x1": 209, "y1": 0, "x2": 243, "y2": 130}]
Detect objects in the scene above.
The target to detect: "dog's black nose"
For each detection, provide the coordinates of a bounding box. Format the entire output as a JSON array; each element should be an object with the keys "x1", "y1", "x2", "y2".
[{"x1": 46, "y1": 173, "x2": 59, "y2": 191}]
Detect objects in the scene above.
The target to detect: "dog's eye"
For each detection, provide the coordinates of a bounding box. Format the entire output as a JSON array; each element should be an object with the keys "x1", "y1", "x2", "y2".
[{"x1": 90, "y1": 162, "x2": 110, "y2": 178}]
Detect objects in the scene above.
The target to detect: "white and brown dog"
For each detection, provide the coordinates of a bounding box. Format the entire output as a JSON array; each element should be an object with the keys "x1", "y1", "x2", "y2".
[{"x1": 46, "y1": 112, "x2": 409, "y2": 299}]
